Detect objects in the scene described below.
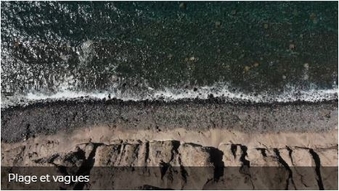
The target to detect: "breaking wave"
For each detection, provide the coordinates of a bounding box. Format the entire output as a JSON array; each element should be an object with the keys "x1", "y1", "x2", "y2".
[{"x1": 2, "y1": 83, "x2": 337, "y2": 108}]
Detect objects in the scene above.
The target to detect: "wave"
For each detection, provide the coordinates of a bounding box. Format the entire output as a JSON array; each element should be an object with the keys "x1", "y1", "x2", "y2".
[{"x1": 2, "y1": 84, "x2": 337, "y2": 108}]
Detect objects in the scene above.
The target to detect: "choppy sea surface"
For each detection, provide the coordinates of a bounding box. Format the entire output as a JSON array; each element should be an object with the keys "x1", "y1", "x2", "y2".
[{"x1": 1, "y1": 2, "x2": 338, "y2": 107}]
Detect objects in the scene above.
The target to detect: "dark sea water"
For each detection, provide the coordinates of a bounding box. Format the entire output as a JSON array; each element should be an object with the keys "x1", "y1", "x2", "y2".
[{"x1": 1, "y1": 1, "x2": 338, "y2": 106}]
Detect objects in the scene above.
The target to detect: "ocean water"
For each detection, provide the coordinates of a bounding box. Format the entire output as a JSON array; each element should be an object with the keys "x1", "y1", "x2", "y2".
[{"x1": 1, "y1": 1, "x2": 338, "y2": 106}]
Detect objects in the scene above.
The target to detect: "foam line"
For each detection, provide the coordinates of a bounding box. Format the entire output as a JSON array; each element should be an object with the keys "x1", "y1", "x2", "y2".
[{"x1": 21, "y1": 86, "x2": 339, "y2": 103}]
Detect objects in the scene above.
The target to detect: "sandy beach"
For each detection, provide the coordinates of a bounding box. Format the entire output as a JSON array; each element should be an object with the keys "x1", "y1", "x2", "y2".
[{"x1": 1, "y1": 99, "x2": 337, "y2": 189}]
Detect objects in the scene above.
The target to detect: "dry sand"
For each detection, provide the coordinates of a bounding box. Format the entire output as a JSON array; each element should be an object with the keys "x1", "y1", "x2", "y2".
[{"x1": 2, "y1": 125, "x2": 337, "y2": 167}]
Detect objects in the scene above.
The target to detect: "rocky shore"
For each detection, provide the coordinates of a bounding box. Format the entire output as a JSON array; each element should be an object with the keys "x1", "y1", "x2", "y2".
[
  {"x1": 1, "y1": 99, "x2": 338, "y2": 189},
  {"x1": 1, "y1": 98, "x2": 337, "y2": 143}
]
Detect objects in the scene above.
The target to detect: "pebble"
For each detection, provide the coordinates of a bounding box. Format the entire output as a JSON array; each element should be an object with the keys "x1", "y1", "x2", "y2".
[
  {"x1": 303, "y1": 74, "x2": 309, "y2": 80},
  {"x1": 263, "y1": 23, "x2": 269, "y2": 29},
  {"x1": 244, "y1": 66, "x2": 250, "y2": 72},
  {"x1": 310, "y1": 13, "x2": 318, "y2": 24},
  {"x1": 189, "y1": 56, "x2": 196, "y2": 61},
  {"x1": 179, "y1": 2, "x2": 186, "y2": 9},
  {"x1": 215, "y1": 21, "x2": 221, "y2": 28}
]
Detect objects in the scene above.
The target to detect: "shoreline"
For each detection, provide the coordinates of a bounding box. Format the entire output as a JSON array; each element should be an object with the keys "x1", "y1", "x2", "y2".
[
  {"x1": 2, "y1": 95, "x2": 338, "y2": 110},
  {"x1": 2, "y1": 85, "x2": 338, "y2": 190},
  {"x1": 1, "y1": 98, "x2": 338, "y2": 143}
]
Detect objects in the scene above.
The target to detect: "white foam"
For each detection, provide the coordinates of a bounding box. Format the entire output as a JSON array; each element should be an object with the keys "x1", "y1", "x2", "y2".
[{"x1": 19, "y1": 84, "x2": 338, "y2": 105}]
